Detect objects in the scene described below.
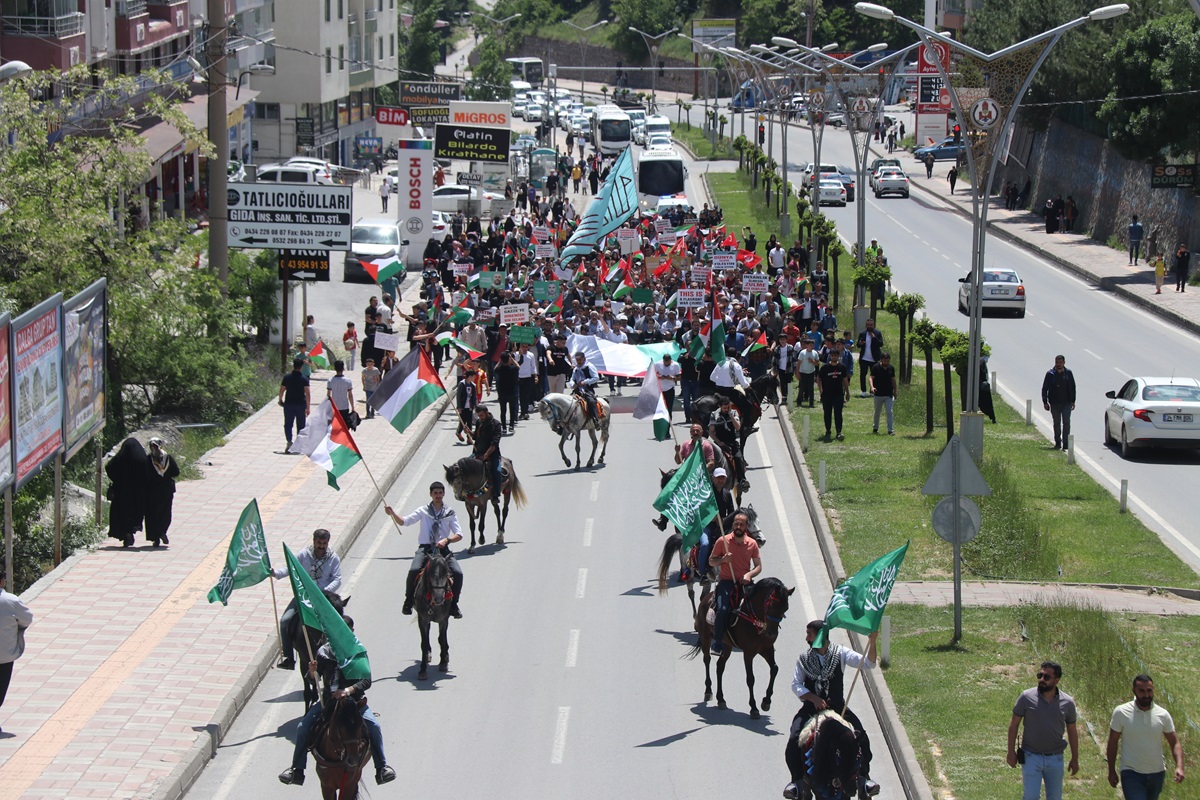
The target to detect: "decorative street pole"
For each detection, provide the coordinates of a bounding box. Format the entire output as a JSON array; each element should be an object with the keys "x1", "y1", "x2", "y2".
[
  {"x1": 564, "y1": 19, "x2": 608, "y2": 103},
  {"x1": 855, "y1": 2, "x2": 1130, "y2": 459},
  {"x1": 628, "y1": 26, "x2": 679, "y2": 112}
]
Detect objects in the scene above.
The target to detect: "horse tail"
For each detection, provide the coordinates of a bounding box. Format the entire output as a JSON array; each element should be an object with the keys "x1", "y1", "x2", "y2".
[
  {"x1": 508, "y1": 471, "x2": 528, "y2": 508},
  {"x1": 656, "y1": 532, "x2": 683, "y2": 595}
]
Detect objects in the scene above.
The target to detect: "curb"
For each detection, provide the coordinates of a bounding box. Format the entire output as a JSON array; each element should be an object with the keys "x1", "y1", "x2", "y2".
[
  {"x1": 898, "y1": 579, "x2": 1200, "y2": 606},
  {"x1": 774, "y1": 405, "x2": 936, "y2": 800},
  {"x1": 156, "y1": 393, "x2": 452, "y2": 800}
]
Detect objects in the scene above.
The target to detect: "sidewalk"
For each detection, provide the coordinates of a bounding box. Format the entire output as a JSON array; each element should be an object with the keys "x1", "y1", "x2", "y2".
[
  {"x1": 0, "y1": 319, "x2": 448, "y2": 800},
  {"x1": 892, "y1": 581, "x2": 1200, "y2": 616}
]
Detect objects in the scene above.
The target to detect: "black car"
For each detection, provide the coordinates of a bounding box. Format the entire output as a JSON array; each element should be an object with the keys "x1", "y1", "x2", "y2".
[{"x1": 830, "y1": 167, "x2": 856, "y2": 202}]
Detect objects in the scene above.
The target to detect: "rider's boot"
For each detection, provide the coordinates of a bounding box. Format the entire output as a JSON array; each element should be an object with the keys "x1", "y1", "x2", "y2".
[
  {"x1": 402, "y1": 570, "x2": 416, "y2": 615},
  {"x1": 782, "y1": 783, "x2": 799, "y2": 800},
  {"x1": 862, "y1": 780, "x2": 881, "y2": 798},
  {"x1": 278, "y1": 767, "x2": 304, "y2": 786},
  {"x1": 450, "y1": 602, "x2": 463, "y2": 619},
  {"x1": 376, "y1": 765, "x2": 397, "y2": 785}
]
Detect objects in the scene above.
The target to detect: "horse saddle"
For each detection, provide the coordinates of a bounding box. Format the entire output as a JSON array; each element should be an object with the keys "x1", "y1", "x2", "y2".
[{"x1": 573, "y1": 396, "x2": 604, "y2": 418}]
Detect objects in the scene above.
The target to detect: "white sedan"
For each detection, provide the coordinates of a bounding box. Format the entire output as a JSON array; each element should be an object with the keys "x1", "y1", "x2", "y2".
[
  {"x1": 957, "y1": 267, "x2": 1026, "y2": 317},
  {"x1": 1104, "y1": 377, "x2": 1200, "y2": 458},
  {"x1": 817, "y1": 178, "x2": 847, "y2": 206},
  {"x1": 431, "y1": 185, "x2": 504, "y2": 214},
  {"x1": 646, "y1": 134, "x2": 674, "y2": 152}
]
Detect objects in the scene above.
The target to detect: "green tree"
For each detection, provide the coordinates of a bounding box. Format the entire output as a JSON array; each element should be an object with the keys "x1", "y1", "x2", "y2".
[
  {"x1": 883, "y1": 291, "x2": 924, "y2": 384},
  {"x1": 466, "y1": 35, "x2": 515, "y2": 101},
  {"x1": 405, "y1": 0, "x2": 444, "y2": 78},
  {"x1": 611, "y1": 0, "x2": 677, "y2": 58},
  {"x1": 1099, "y1": 13, "x2": 1200, "y2": 160},
  {"x1": 910, "y1": 317, "x2": 937, "y2": 435}
]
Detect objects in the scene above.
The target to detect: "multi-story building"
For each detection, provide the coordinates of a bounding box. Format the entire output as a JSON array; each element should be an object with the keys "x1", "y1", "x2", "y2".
[{"x1": 249, "y1": 0, "x2": 399, "y2": 166}]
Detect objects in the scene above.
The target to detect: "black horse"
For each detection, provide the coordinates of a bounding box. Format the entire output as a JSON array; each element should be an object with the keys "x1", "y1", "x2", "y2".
[
  {"x1": 414, "y1": 549, "x2": 453, "y2": 680},
  {"x1": 791, "y1": 710, "x2": 874, "y2": 800},
  {"x1": 687, "y1": 576, "x2": 794, "y2": 720},
  {"x1": 289, "y1": 591, "x2": 350, "y2": 710},
  {"x1": 444, "y1": 457, "x2": 527, "y2": 553},
  {"x1": 692, "y1": 371, "x2": 779, "y2": 442},
  {"x1": 313, "y1": 695, "x2": 371, "y2": 800}
]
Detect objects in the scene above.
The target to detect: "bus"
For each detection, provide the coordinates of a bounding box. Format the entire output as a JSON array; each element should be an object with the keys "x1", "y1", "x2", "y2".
[
  {"x1": 591, "y1": 105, "x2": 632, "y2": 155},
  {"x1": 506, "y1": 57, "x2": 544, "y2": 88},
  {"x1": 636, "y1": 148, "x2": 687, "y2": 212}
]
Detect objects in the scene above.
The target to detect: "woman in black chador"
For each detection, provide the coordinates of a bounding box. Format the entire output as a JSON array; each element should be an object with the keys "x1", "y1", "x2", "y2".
[
  {"x1": 106, "y1": 438, "x2": 148, "y2": 547},
  {"x1": 145, "y1": 437, "x2": 180, "y2": 547}
]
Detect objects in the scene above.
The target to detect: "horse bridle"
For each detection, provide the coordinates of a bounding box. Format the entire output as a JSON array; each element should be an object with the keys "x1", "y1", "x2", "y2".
[{"x1": 313, "y1": 697, "x2": 369, "y2": 770}]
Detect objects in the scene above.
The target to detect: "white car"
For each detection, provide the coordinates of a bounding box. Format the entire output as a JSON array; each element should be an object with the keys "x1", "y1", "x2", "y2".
[
  {"x1": 344, "y1": 216, "x2": 407, "y2": 283},
  {"x1": 431, "y1": 184, "x2": 504, "y2": 213},
  {"x1": 957, "y1": 267, "x2": 1026, "y2": 317},
  {"x1": 512, "y1": 98, "x2": 527, "y2": 118},
  {"x1": 256, "y1": 163, "x2": 335, "y2": 185},
  {"x1": 569, "y1": 117, "x2": 591, "y2": 138},
  {"x1": 1104, "y1": 377, "x2": 1200, "y2": 458},
  {"x1": 525, "y1": 104, "x2": 544, "y2": 122},
  {"x1": 430, "y1": 210, "x2": 450, "y2": 240},
  {"x1": 817, "y1": 178, "x2": 847, "y2": 206},
  {"x1": 647, "y1": 134, "x2": 673, "y2": 152},
  {"x1": 873, "y1": 167, "x2": 910, "y2": 198}
]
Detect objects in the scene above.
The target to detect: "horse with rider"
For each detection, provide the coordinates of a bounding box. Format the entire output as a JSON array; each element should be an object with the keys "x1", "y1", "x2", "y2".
[
  {"x1": 536, "y1": 351, "x2": 611, "y2": 470},
  {"x1": 443, "y1": 405, "x2": 527, "y2": 551}
]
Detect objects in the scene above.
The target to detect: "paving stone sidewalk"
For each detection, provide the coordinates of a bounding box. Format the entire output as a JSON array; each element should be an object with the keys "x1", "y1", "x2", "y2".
[{"x1": 893, "y1": 581, "x2": 1200, "y2": 616}]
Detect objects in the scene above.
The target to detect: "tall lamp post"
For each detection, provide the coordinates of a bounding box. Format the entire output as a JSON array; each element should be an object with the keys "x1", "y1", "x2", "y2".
[
  {"x1": 855, "y1": 2, "x2": 1129, "y2": 460},
  {"x1": 564, "y1": 19, "x2": 608, "y2": 102},
  {"x1": 474, "y1": 12, "x2": 522, "y2": 33},
  {"x1": 628, "y1": 26, "x2": 679, "y2": 112}
]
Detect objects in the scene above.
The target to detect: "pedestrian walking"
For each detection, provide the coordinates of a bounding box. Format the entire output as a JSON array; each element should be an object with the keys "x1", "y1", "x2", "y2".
[
  {"x1": 1041, "y1": 355, "x2": 1076, "y2": 450},
  {"x1": 1175, "y1": 243, "x2": 1190, "y2": 292},
  {"x1": 342, "y1": 321, "x2": 358, "y2": 371},
  {"x1": 0, "y1": 572, "x2": 33, "y2": 734},
  {"x1": 1150, "y1": 251, "x2": 1166, "y2": 294},
  {"x1": 924, "y1": 153, "x2": 935, "y2": 179},
  {"x1": 106, "y1": 438, "x2": 148, "y2": 547},
  {"x1": 856, "y1": 319, "x2": 884, "y2": 397},
  {"x1": 1007, "y1": 661, "x2": 1079, "y2": 800},
  {"x1": 361, "y1": 358, "x2": 381, "y2": 419},
  {"x1": 144, "y1": 438, "x2": 179, "y2": 547},
  {"x1": 794, "y1": 337, "x2": 820, "y2": 408},
  {"x1": 654, "y1": 353, "x2": 681, "y2": 421},
  {"x1": 947, "y1": 165, "x2": 958, "y2": 194},
  {"x1": 494, "y1": 351, "x2": 520, "y2": 432},
  {"x1": 515, "y1": 342, "x2": 538, "y2": 419},
  {"x1": 379, "y1": 176, "x2": 389, "y2": 213},
  {"x1": 816, "y1": 351, "x2": 850, "y2": 441},
  {"x1": 327, "y1": 360, "x2": 356, "y2": 428},
  {"x1": 1128, "y1": 215, "x2": 1144, "y2": 265},
  {"x1": 279, "y1": 356, "x2": 311, "y2": 451},
  {"x1": 304, "y1": 315, "x2": 318, "y2": 351},
  {"x1": 868, "y1": 353, "x2": 897, "y2": 434},
  {"x1": 1106, "y1": 674, "x2": 1185, "y2": 800}
]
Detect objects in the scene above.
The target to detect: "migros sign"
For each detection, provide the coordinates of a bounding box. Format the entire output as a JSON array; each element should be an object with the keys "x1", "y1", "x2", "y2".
[{"x1": 447, "y1": 101, "x2": 511, "y2": 129}]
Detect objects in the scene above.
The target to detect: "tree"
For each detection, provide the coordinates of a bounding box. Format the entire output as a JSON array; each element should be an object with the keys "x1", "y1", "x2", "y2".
[
  {"x1": 853, "y1": 258, "x2": 891, "y2": 320},
  {"x1": 611, "y1": 0, "x2": 677, "y2": 58},
  {"x1": 1099, "y1": 14, "x2": 1200, "y2": 160},
  {"x1": 466, "y1": 35, "x2": 514, "y2": 102},
  {"x1": 932, "y1": 325, "x2": 958, "y2": 440},
  {"x1": 883, "y1": 292, "x2": 925, "y2": 384},
  {"x1": 405, "y1": 0, "x2": 444, "y2": 78},
  {"x1": 910, "y1": 317, "x2": 937, "y2": 435}
]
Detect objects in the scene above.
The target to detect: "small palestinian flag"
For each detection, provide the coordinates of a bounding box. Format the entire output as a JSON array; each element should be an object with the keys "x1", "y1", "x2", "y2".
[
  {"x1": 308, "y1": 341, "x2": 329, "y2": 369},
  {"x1": 358, "y1": 255, "x2": 404, "y2": 285},
  {"x1": 435, "y1": 331, "x2": 484, "y2": 359},
  {"x1": 742, "y1": 330, "x2": 768, "y2": 357},
  {"x1": 309, "y1": 407, "x2": 362, "y2": 490},
  {"x1": 547, "y1": 291, "x2": 565, "y2": 316},
  {"x1": 446, "y1": 296, "x2": 474, "y2": 328}
]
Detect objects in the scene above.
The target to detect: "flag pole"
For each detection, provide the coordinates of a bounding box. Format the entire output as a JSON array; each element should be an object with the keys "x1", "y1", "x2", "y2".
[
  {"x1": 359, "y1": 454, "x2": 406, "y2": 538},
  {"x1": 299, "y1": 621, "x2": 323, "y2": 709},
  {"x1": 268, "y1": 577, "x2": 284, "y2": 658},
  {"x1": 842, "y1": 629, "x2": 878, "y2": 713}
]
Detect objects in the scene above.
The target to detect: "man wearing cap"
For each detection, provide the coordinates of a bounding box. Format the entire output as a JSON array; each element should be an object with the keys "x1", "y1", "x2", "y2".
[
  {"x1": 783, "y1": 621, "x2": 880, "y2": 800},
  {"x1": 570, "y1": 352, "x2": 601, "y2": 424},
  {"x1": 708, "y1": 511, "x2": 761, "y2": 657}
]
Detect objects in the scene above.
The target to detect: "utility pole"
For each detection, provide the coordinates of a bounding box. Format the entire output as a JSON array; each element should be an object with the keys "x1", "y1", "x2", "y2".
[{"x1": 206, "y1": 0, "x2": 229, "y2": 298}]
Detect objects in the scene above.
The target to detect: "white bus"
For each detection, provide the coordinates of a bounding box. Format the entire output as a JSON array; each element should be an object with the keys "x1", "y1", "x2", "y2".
[
  {"x1": 636, "y1": 148, "x2": 687, "y2": 212},
  {"x1": 591, "y1": 106, "x2": 632, "y2": 155},
  {"x1": 506, "y1": 57, "x2": 544, "y2": 88}
]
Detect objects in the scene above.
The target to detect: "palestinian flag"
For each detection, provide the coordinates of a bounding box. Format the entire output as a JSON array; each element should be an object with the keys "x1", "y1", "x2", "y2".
[
  {"x1": 738, "y1": 250, "x2": 763, "y2": 271},
  {"x1": 632, "y1": 360, "x2": 671, "y2": 442},
  {"x1": 368, "y1": 346, "x2": 447, "y2": 435},
  {"x1": 742, "y1": 330, "x2": 768, "y2": 357},
  {"x1": 307, "y1": 341, "x2": 329, "y2": 369},
  {"x1": 446, "y1": 296, "x2": 474, "y2": 328},
  {"x1": 502, "y1": 242, "x2": 518, "y2": 268},
  {"x1": 604, "y1": 258, "x2": 631, "y2": 299},
  {"x1": 688, "y1": 319, "x2": 711, "y2": 359},
  {"x1": 710, "y1": 306, "x2": 727, "y2": 365},
  {"x1": 466, "y1": 270, "x2": 481, "y2": 290},
  {"x1": 547, "y1": 291, "x2": 565, "y2": 316},
  {"x1": 435, "y1": 331, "x2": 484, "y2": 359},
  {"x1": 309, "y1": 406, "x2": 362, "y2": 490},
  {"x1": 779, "y1": 295, "x2": 798, "y2": 313},
  {"x1": 358, "y1": 255, "x2": 404, "y2": 284}
]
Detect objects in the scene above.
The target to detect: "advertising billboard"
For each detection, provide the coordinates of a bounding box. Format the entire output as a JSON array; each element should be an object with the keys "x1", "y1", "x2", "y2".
[
  {"x1": 434, "y1": 124, "x2": 510, "y2": 164},
  {"x1": 11, "y1": 294, "x2": 64, "y2": 489},
  {"x1": 63, "y1": 279, "x2": 107, "y2": 460},
  {"x1": 0, "y1": 314, "x2": 13, "y2": 493}
]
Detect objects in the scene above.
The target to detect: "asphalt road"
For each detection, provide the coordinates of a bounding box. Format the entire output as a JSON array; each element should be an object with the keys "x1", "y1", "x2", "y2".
[
  {"x1": 185, "y1": 400, "x2": 903, "y2": 799},
  {"x1": 749, "y1": 115, "x2": 1200, "y2": 575}
]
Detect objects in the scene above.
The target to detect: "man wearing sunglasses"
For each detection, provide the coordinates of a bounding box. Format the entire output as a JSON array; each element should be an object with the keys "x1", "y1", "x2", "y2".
[{"x1": 1007, "y1": 661, "x2": 1079, "y2": 800}]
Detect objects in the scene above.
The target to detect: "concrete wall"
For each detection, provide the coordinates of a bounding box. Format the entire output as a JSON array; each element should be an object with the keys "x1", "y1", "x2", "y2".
[{"x1": 996, "y1": 116, "x2": 1198, "y2": 256}]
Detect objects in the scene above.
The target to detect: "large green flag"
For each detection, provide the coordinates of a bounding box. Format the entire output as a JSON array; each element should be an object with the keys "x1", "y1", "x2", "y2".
[
  {"x1": 283, "y1": 543, "x2": 371, "y2": 681},
  {"x1": 652, "y1": 445, "x2": 719, "y2": 552},
  {"x1": 813, "y1": 541, "x2": 909, "y2": 648},
  {"x1": 207, "y1": 499, "x2": 272, "y2": 605}
]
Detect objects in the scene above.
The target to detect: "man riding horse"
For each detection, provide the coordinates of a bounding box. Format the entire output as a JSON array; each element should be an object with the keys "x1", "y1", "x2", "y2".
[
  {"x1": 712, "y1": 353, "x2": 759, "y2": 435},
  {"x1": 710, "y1": 396, "x2": 748, "y2": 485},
  {"x1": 386, "y1": 481, "x2": 464, "y2": 619},
  {"x1": 709, "y1": 512, "x2": 762, "y2": 658},
  {"x1": 784, "y1": 621, "x2": 880, "y2": 800},
  {"x1": 278, "y1": 616, "x2": 396, "y2": 787},
  {"x1": 471, "y1": 404, "x2": 504, "y2": 501},
  {"x1": 570, "y1": 351, "x2": 601, "y2": 426},
  {"x1": 272, "y1": 529, "x2": 342, "y2": 671}
]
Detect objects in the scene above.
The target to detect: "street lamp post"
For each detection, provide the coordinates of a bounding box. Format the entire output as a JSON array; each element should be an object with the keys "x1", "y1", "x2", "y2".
[
  {"x1": 564, "y1": 19, "x2": 608, "y2": 103},
  {"x1": 855, "y1": 2, "x2": 1129, "y2": 457},
  {"x1": 628, "y1": 26, "x2": 679, "y2": 112}
]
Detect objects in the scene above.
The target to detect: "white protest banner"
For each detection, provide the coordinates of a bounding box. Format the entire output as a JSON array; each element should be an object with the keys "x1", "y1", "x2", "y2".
[
  {"x1": 476, "y1": 307, "x2": 497, "y2": 321},
  {"x1": 534, "y1": 243, "x2": 557, "y2": 260},
  {"x1": 616, "y1": 228, "x2": 638, "y2": 241},
  {"x1": 500, "y1": 303, "x2": 530, "y2": 326},
  {"x1": 678, "y1": 288, "x2": 706, "y2": 308},
  {"x1": 373, "y1": 331, "x2": 400, "y2": 352},
  {"x1": 742, "y1": 274, "x2": 770, "y2": 294},
  {"x1": 654, "y1": 219, "x2": 673, "y2": 236},
  {"x1": 452, "y1": 262, "x2": 471, "y2": 276},
  {"x1": 712, "y1": 251, "x2": 737, "y2": 271},
  {"x1": 690, "y1": 265, "x2": 711, "y2": 283},
  {"x1": 533, "y1": 226, "x2": 551, "y2": 242}
]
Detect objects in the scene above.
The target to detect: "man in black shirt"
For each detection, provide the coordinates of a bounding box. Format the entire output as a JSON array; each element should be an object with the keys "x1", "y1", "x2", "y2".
[
  {"x1": 472, "y1": 405, "x2": 504, "y2": 501},
  {"x1": 816, "y1": 356, "x2": 850, "y2": 441},
  {"x1": 1041, "y1": 355, "x2": 1077, "y2": 450},
  {"x1": 868, "y1": 353, "x2": 897, "y2": 435},
  {"x1": 493, "y1": 351, "x2": 520, "y2": 432},
  {"x1": 278, "y1": 357, "x2": 310, "y2": 451}
]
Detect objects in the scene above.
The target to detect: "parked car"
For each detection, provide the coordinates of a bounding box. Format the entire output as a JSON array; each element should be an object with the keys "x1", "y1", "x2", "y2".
[
  {"x1": 914, "y1": 137, "x2": 965, "y2": 162},
  {"x1": 255, "y1": 163, "x2": 335, "y2": 185},
  {"x1": 873, "y1": 167, "x2": 910, "y2": 198},
  {"x1": 817, "y1": 178, "x2": 847, "y2": 206},
  {"x1": 957, "y1": 267, "x2": 1025, "y2": 317},
  {"x1": 1104, "y1": 377, "x2": 1200, "y2": 458},
  {"x1": 431, "y1": 184, "x2": 504, "y2": 213},
  {"x1": 512, "y1": 98, "x2": 527, "y2": 118},
  {"x1": 430, "y1": 210, "x2": 450, "y2": 241},
  {"x1": 227, "y1": 160, "x2": 246, "y2": 183},
  {"x1": 570, "y1": 117, "x2": 592, "y2": 138},
  {"x1": 343, "y1": 216, "x2": 408, "y2": 284}
]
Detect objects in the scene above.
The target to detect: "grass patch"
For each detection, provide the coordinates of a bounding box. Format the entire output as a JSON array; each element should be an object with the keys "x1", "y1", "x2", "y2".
[
  {"x1": 176, "y1": 426, "x2": 229, "y2": 481},
  {"x1": 885, "y1": 603, "x2": 1200, "y2": 800},
  {"x1": 671, "y1": 122, "x2": 734, "y2": 161},
  {"x1": 708, "y1": 172, "x2": 786, "y2": 245}
]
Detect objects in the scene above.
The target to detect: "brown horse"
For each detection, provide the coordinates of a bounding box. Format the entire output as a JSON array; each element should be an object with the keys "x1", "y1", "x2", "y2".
[
  {"x1": 687, "y1": 576, "x2": 793, "y2": 720},
  {"x1": 444, "y1": 457, "x2": 527, "y2": 553},
  {"x1": 312, "y1": 696, "x2": 371, "y2": 800},
  {"x1": 655, "y1": 503, "x2": 763, "y2": 615}
]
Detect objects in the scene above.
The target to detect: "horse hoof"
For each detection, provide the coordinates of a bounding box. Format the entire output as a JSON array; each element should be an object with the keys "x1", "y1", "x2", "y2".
[
  {"x1": 599, "y1": 457, "x2": 605, "y2": 464},
  {"x1": 586, "y1": 460, "x2": 594, "y2": 468},
  {"x1": 468, "y1": 546, "x2": 475, "y2": 554},
  {"x1": 717, "y1": 700, "x2": 727, "y2": 710},
  {"x1": 438, "y1": 661, "x2": 449, "y2": 672},
  {"x1": 574, "y1": 465, "x2": 581, "y2": 471},
  {"x1": 704, "y1": 691, "x2": 713, "y2": 702},
  {"x1": 562, "y1": 459, "x2": 571, "y2": 467},
  {"x1": 750, "y1": 708, "x2": 761, "y2": 720},
  {"x1": 418, "y1": 670, "x2": 428, "y2": 681},
  {"x1": 762, "y1": 698, "x2": 772, "y2": 712},
  {"x1": 496, "y1": 533, "x2": 505, "y2": 545}
]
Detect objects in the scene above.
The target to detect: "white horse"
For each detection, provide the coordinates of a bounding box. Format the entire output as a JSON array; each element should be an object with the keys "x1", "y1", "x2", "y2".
[{"x1": 537, "y1": 392, "x2": 611, "y2": 470}]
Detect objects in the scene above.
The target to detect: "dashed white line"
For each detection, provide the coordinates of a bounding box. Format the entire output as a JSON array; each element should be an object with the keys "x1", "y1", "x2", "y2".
[
  {"x1": 942, "y1": 253, "x2": 951, "y2": 260},
  {"x1": 551, "y1": 707, "x2": 571, "y2": 764},
  {"x1": 1057, "y1": 332, "x2": 1073, "y2": 342},
  {"x1": 1113, "y1": 367, "x2": 1133, "y2": 379},
  {"x1": 565, "y1": 629, "x2": 580, "y2": 667},
  {"x1": 1040, "y1": 320, "x2": 1053, "y2": 329},
  {"x1": 752, "y1": 436, "x2": 819, "y2": 622},
  {"x1": 589, "y1": 481, "x2": 599, "y2": 502},
  {"x1": 1084, "y1": 349, "x2": 1102, "y2": 360},
  {"x1": 575, "y1": 568, "x2": 588, "y2": 599},
  {"x1": 582, "y1": 518, "x2": 593, "y2": 547}
]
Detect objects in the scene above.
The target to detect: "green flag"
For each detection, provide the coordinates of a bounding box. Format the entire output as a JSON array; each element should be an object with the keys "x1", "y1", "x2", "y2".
[
  {"x1": 283, "y1": 542, "x2": 371, "y2": 681},
  {"x1": 812, "y1": 541, "x2": 909, "y2": 649},
  {"x1": 652, "y1": 445, "x2": 719, "y2": 552},
  {"x1": 207, "y1": 499, "x2": 272, "y2": 605}
]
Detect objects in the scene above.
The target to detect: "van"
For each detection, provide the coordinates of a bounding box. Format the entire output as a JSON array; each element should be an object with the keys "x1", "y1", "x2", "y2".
[
  {"x1": 344, "y1": 216, "x2": 409, "y2": 283},
  {"x1": 511, "y1": 80, "x2": 532, "y2": 95}
]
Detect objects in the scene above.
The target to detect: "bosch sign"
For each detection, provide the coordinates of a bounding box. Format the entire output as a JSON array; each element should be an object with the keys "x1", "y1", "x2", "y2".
[{"x1": 375, "y1": 106, "x2": 410, "y2": 126}]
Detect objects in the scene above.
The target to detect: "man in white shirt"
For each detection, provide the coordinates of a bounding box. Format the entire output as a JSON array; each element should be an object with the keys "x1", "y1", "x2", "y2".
[
  {"x1": 794, "y1": 337, "x2": 821, "y2": 408},
  {"x1": 387, "y1": 482, "x2": 465, "y2": 619},
  {"x1": 1107, "y1": 674, "x2": 1184, "y2": 800},
  {"x1": 768, "y1": 242, "x2": 786, "y2": 275},
  {"x1": 654, "y1": 354, "x2": 682, "y2": 422},
  {"x1": 327, "y1": 360, "x2": 355, "y2": 424},
  {"x1": 516, "y1": 342, "x2": 539, "y2": 419}
]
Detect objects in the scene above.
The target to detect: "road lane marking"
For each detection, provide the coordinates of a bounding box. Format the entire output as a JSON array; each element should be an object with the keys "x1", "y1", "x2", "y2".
[
  {"x1": 551, "y1": 707, "x2": 571, "y2": 764},
  {"x1": 1113, "y1": 367, "x2": 1132, "y2": 379},
  {"x1": 752, "y1": 434, "x2": 819, "y2": 622},
  {"x1": 1084, "y1": 349, "x2": 1102, "y2": 360},
  {"x1": 1040, "y1": 320, "x2": 1053, "y2": 328},
  {"x1": 575, "y1": 568, "x2": 588, "y2": 599},
  {"x1": 1057, "y1": 332, "x2": 1073, "y2": 342},
  {"x1": 583, "y1": 518, "x2": 593, "y2": 547},
  {"x1": 589, "y1": 481, "x2": 599, "y2": 502},
  {"x1": 565, "y1": 629, "x2": 580, "y2": 667}
]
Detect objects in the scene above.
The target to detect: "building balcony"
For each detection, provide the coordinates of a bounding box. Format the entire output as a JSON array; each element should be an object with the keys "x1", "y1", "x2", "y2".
[
  {"x1": 349, "y1": 64, "x2": 373, "y2": 89},
  {"x1": 114, "y1": 12, "x2": 187, "y2": 53},
  {"x1": 116, "y1": 0, "x2": 148, "y2": 17},
  {"x1": 2, "y1": 11, "x2": 84, "y2": 39}
]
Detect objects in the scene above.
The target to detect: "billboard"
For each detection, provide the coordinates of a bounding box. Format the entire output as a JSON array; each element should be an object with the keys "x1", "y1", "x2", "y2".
[
  {"x1": 0, "y1": 314, "x2": 12, "y2": 493},
  {"x1": 63, "y1": 279, "x2": 107, "y2": 459},
  {"x1": 691, "y1": 19, "x2": 737, "y2": 53},
  {"x1": 11, "y1": 294, "x2": 64, "y2": 489},
  {"x1": 434, "y1": 124, "x2": 510, "y2": 164},
  {"x1": 447, "y1": 101, "x2": 512, "y2": 128},
  {"x1": 399, "y1": 82, "x2": 462, "y2": 106},
  {"x1": 396, "y1": 139, "x2": 434, "y2": 269}
]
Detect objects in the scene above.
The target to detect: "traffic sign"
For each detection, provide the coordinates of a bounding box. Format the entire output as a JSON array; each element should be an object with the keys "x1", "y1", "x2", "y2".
[
  {"x1": 921, "y1": 435, "x2": 992, "y2": 496},
  {"x1": 227, "y1": 183, "x2": 353, "y2": 250},
  {"x1": 932, "y1": 497, "x2": 982, "y2": 544},
  {"x1": 457, "y1": 172, "x2": 483, "y2": 186},
  {"x1": 278, "y1": 250, "x2": 331, "y2": 281}
]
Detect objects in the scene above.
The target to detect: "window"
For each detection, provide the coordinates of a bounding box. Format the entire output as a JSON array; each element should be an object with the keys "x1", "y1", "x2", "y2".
[
  {"x1": 254, "y1": 103, "x2": 281, "y2": 120},
  {"x1": 378, "y1": 0, "x2": 382, "y2": 9},
  {"x1": 324, "y1": 0, "x2": 329, "y2": 21},
  {"x1": 389, "y1": 34, "x2": 394, "y2": 57},
  {"x1": 378, "y1": 37, "x2": 383, "y2": 62},
  {"x1": 338, "y1": 45, "x2": 344, "y2": 71},
  {"x1": 325, "y1": 48, "x2": 331, "y2": 74},
  {"x1": 337, "y1": 0, "x2": 342, "y2": 19}
]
